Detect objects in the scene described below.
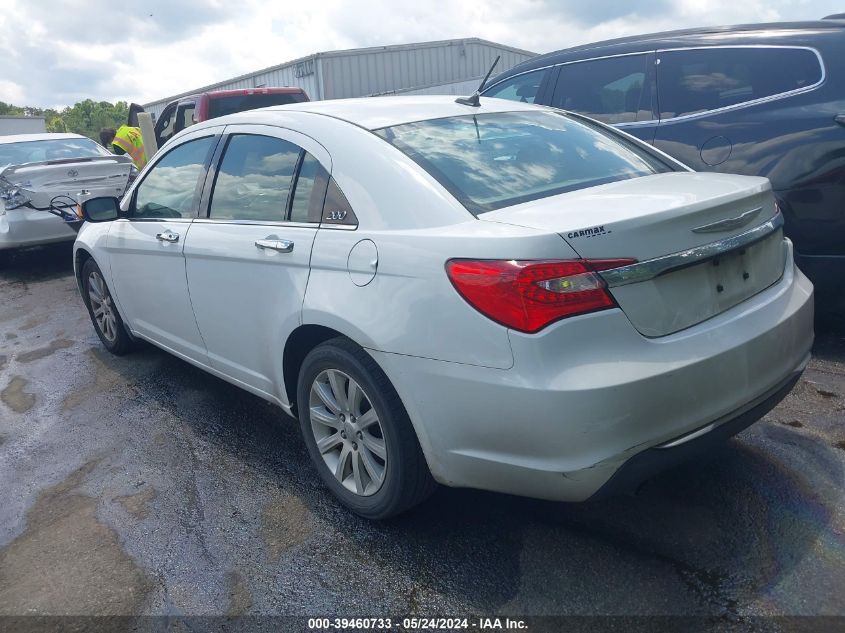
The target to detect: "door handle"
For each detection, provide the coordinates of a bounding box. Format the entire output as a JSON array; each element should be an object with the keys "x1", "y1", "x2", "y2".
[
  {"x1": 156, "y1": 231, "x2": 179, "y2": 243},
  {"x1": 835, "y1": 114, "x2": 845, "y2": 127},
  {"x1": 255, "y1": 238, "x2": 294, "y2": 253}
]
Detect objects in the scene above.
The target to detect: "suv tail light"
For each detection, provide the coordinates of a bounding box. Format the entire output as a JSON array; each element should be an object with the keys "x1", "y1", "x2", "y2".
[{"x1": 445, "y1": 258, "x2": 636, "y2": 333}]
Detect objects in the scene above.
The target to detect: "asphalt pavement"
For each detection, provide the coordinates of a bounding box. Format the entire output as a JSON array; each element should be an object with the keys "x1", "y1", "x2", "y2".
[{"x1": 0, "y1": 242, "x2": 843, "y2": 630}]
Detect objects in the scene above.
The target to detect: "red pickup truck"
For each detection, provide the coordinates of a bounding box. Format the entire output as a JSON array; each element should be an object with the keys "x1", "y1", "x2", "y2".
[{"x1": 151, "y1": 87, "x2": 309, "y2": 147}]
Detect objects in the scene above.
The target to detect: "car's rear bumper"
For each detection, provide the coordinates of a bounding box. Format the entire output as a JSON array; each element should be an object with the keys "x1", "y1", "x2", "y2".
[
  {"x1": 588, "y1": 364, "x2": 804, "y2": 500},
  {"x1": 370, "y1": 240, "x2": 814, "y2": 502},
  {"x1": 0, "y1": 208, "x2": 76, "y2": 250}
]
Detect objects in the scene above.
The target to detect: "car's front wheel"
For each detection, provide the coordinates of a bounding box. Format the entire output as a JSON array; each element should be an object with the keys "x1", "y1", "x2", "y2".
[
  {"x1": 297, "y1": 337, "x2": 435, "y2": 519},
  {"x1": 81, "y1": 258, "x2": 134, "y2": 355}
]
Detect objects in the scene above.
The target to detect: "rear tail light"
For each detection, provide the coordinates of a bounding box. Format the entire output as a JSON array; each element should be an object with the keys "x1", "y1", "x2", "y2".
[{"x1": 445, "y1": 258, "x2": 636, "y2": 333}]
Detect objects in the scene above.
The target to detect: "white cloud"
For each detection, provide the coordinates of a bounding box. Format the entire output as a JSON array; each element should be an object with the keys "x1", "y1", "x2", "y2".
[
  {"x1": 0, "y1": 80, "x2": 25, "y2": 103},
  {"x1": 0, "y1": 0, "x2": 841, "y2": 108}
]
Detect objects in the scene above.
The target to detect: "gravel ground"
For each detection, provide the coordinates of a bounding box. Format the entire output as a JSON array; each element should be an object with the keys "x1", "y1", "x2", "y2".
[{"x1": 0, "y1": 242, "x2": 843, "y2": 629}]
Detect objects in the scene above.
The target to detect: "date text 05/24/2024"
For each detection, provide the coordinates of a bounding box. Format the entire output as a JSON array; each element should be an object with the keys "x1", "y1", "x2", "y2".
[{"x1": 307, "y1": 617, "x2": 528, "y2": 630}]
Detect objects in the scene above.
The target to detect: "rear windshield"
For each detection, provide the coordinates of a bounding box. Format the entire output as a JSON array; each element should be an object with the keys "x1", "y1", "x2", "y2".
[
  {"x1": 208, "y1": 92, "x2": 308, "y2": 118},
  {"x1": 375, "y1": 111, "x2": 672, "y2": 214},
  {"x1": 0, "y1": 138, "x2": 106, "y2": 167}
]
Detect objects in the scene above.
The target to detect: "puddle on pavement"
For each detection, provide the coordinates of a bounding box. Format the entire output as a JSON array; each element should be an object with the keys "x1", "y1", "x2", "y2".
[
  {"x1": 1, "y1": 376, "x2": 35, "y2": 413},
  {"x1": 225, "y1": 570, "x2": 253, "y2": 616},
  {"x1": 260, "y1": 492, "x2": 314, "y2": 561},
  {"x1": 16, "y1": 338, "x2": 73, "y2": 363},
  {"x1": 114, "y1": 487, "x2": 157, "y2": 521},
  {"x1": 18, "y1": 315, "x2": 48, "y2": 332},
  {"x1": 0, "y1": 460, "x2": 154, "y2": 615},
  {"x1": 62, "y1": 348, "x2": 124, "y2": 412}
]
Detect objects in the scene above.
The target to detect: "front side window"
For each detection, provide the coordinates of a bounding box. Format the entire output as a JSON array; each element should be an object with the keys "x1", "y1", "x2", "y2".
[
  {"x1": 131, "y1": 136, "x2": 215, "y2": 219},
  {"x1": 376, "y1": 111, "x2": 671, "y2": 215},
  {"x1": 657, "y1": 47, "x2": 823, "y2": 119},
  {"x1": 483, "y1": 68, "x2": 549, "y2": 104},
  {"x1": 549, "y1": 54, "x2": 652, "y2": 124},
  {"x1": 208, "y1": 134, "x2": 301, "y2": 222}
]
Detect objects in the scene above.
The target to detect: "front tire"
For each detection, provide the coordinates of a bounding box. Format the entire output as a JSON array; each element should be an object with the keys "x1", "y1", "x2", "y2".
[
  {"x1": 81, "y1": 258, "x2": 134, "y2": 355},
  {"x1": 297, "y1": 337, "x2": 435, "y2": 519}
]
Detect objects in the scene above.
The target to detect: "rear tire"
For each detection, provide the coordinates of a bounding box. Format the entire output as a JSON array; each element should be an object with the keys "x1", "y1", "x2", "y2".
[
  {"x1": 296, "y1": 337, "x2": 436, "y2": 519},
  {"x1": 81, "y1": 258, "x2": 134, "y2": 355}
]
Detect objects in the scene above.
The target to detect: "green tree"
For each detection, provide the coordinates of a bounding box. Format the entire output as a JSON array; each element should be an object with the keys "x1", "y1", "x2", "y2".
[
  {"x1": 59, "y1": 100, "x2": 129, "y2": 141},
  {"x1": 0, "y1": 99, "x2": 131, "y2": 141},
  {"x1": 0, "y1": 102, "x2": 25, "y2": 116},
  {"x1": 46, "y1": 113, "x2": 67, "y2": 133}
]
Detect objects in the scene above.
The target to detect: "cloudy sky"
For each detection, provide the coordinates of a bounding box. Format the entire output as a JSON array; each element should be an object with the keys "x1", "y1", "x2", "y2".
[{"x1": 0, "y1": 0, "x2": 841, "y2": 108}]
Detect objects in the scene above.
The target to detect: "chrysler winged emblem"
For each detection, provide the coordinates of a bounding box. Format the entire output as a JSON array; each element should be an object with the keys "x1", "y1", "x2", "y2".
[{"x1": 692, "y1": 207, "x2": 761, "y2": 234}]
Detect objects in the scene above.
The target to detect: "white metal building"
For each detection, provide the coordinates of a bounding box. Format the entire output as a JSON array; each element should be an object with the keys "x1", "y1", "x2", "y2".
[
  {"x1": 143, "y1": 38, "x2": 535, "y2": 119},
  {"x1": 0, "y1": 116, "x2": 47, "y2": 136}
]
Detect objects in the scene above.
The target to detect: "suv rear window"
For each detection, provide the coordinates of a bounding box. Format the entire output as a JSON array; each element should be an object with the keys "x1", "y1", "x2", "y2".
[
  {"x1": 208, "y1": 92, "x2": 308, "y2": 118},
  {"x1": 483, "y1": 68, "x2": 548, "y2": 104},
  {"x1": 657, "y1": 47, "x2": 823, "y2": 118},
  {"x1": 550, "y1": 54, "x2": 652, "y2": 124},
  {"x1": 375, "y1": 111, "x2": 672, "y2": 214}
]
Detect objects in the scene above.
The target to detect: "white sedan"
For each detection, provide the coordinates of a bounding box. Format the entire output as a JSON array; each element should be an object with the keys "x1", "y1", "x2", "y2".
[
  {"x1": 72, "y1": 96, "x2": 814, "y2": 518},
  {"x1": 0, "y1": 133, "x2": 133, "y2": 253}
]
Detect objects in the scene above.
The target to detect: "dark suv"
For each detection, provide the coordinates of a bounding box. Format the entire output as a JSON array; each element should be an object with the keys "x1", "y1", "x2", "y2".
[{"x1": 483, "y1": 19, "x2": 845, "y2": 295}]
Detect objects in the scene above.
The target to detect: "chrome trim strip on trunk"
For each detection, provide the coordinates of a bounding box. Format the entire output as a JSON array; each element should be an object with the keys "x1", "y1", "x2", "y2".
[
  {"x1": 598, "y1": 213, "x2": 784, "y2": 288},
  {"x1": 691, "y1": 207, "x2": 762, "y2": 233}
]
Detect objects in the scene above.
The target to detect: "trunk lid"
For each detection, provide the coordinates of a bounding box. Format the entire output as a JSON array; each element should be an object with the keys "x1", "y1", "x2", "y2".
[
  {"x1": 0, "y1": 155, "x2": 133, "y2": 210},
  {"x1": 481, "y1": 172, "x2": 787, "y2": 336}
]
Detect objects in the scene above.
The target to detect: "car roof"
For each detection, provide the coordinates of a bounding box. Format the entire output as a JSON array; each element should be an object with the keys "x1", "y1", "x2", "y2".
[
  {"x1": 489, "y1": 19, "x2": 845, "y2": 85},
  {"x1": 214, "y1": 95, "x2": 543, "y2": 131},
  {"x1": 0, "y1": 133, "x2": 89, "y2": 145}
]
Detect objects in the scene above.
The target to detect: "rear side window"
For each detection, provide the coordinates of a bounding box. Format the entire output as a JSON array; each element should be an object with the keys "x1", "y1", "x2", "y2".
[
  {"x1": 209, "y1": 134, "x2": 300, "y2": 222},
  {"x1": 657, "y1": 47, "x2": 823, "y2": 119},
  {"x1": 132, "y1": 136, "x2": 215, "y2": 219},
  {"x1": 289, "y1": 152, "x2": 325, "y2": 223},
  {"x1": 375, "y1": 111, "x2": 672, "y2": 215},
  {"x1": 321, "y1": 177, "x2": 357, "y2": 226},
  {"x1": 549, "y1": 54, "x2": 652, "y2": 124},
  {"x1": 483, "y1": 68, "x2": 548, "y2": 104}
]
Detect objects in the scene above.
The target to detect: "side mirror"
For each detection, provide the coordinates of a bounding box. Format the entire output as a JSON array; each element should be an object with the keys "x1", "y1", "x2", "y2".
[{"x1": 80, "y1": 197, "x2": 120, "y2": 222}]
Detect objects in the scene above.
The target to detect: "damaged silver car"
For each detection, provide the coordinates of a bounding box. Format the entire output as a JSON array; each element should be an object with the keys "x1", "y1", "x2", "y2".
[{"x1": 0, "y1": 133, "x2": 134, "y2": 252}]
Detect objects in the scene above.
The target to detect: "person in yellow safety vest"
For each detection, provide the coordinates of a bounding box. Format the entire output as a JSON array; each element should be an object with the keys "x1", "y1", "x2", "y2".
[{"x1": 99, "y1": 126, "x2": 147, "y2": 170}]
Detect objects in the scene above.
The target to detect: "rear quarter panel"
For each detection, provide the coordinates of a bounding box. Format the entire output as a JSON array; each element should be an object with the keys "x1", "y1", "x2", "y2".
[{"x1": 297, "y1": 113, "x2": 582, "y2": 369}]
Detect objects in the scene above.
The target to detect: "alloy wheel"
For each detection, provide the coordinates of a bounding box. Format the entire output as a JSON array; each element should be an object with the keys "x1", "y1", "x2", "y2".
[
  {"x1": 308, "y1": 369, "x2": 387, "y2": 496},
  {"x1": 88, "y1": 271, "x2": 118, "y2": 343}
]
